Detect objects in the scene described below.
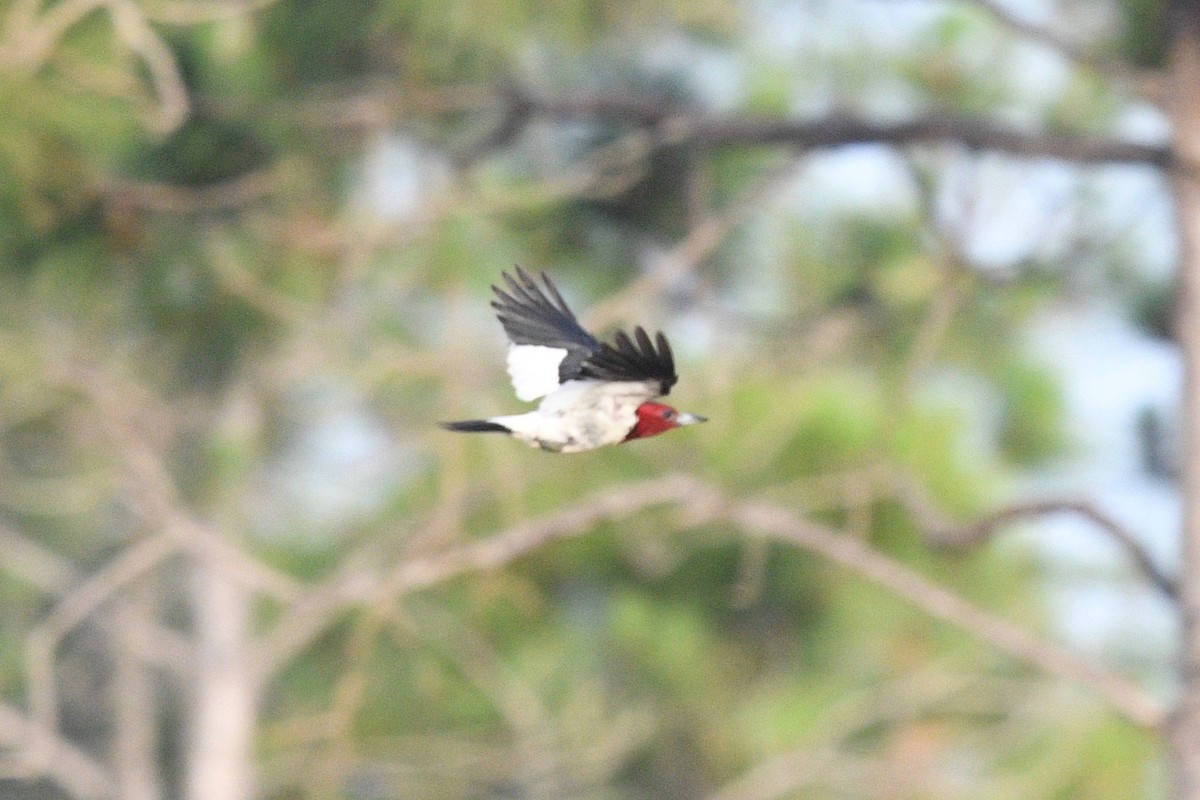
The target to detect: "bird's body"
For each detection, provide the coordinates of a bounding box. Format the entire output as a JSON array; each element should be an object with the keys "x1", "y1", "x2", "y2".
[{"x1": 442, "y1": 268, "x2": 706, "y2": 452}]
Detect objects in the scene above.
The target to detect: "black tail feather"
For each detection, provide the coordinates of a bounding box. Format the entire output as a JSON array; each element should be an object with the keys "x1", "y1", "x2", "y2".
[{"x1": 440, "y1": 420, "x2": 511, "y2": 434}]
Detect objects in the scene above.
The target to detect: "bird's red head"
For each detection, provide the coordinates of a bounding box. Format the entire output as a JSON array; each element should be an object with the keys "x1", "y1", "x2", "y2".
[{"x1": 624, "y1": 402, "x2": 707, "y2": 442}]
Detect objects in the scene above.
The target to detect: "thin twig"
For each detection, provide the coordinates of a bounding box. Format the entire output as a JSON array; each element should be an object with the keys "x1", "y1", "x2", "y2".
[
  {"x1": 891, "y1": 467, "x2": 1179, "y2": 600},
  {"x1": 686, "y1": 112, "x2": 1174, "y2": 169},
  {"x1": 106, "y1": 0, "x2": 189, "y2": 133},
  {"x1": 936, "y1": 499, "x2": 1179, "y2": 599}
]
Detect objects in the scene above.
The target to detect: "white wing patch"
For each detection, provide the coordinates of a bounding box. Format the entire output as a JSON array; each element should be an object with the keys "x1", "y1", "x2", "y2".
[{"x1": 507, "y1": 345, "x2": 568, "y2": 401}]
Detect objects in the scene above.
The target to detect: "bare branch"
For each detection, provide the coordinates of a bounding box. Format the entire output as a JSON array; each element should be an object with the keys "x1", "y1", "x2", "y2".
[
  {"x1": 684, "y1": 113, "x2": 1174, "y2": 169},
  {"x1": 724, "y1": 499, "x2": 1165, "y2": 730},
  {"x1": 106, "y1": 0, "x2": 189, "y2": 133},
  {"x1": 256, "y1": 475, "x2": 1164, "y2": 730},
  {"x1": 1, "y1": 0, "x2": 190, "y2": 133},
  {"x1": 252, "y1": 475, "x2": 697, "y2": 678},
  {"x1": 280, "y1": 81, "x2": 1176, "y2": 170},
  {"x1": 101, "y1": 167, "x2": 284, "y2": 215},
  {"x1": 891, "y1": 471, "x2": 1179, "y2": 600},
  {"x1": 110, "y1": 587, "x2": 164, "y2": 800},
  {"x1": 387, "y1": 476, "x2": 699, "y2": 595},
  {"x1": 509, "y1": 87, "x2": 1177, "y2": 169},
  {"x1": 938, "y1": 499, "x2": 1178, "y2": 599}
]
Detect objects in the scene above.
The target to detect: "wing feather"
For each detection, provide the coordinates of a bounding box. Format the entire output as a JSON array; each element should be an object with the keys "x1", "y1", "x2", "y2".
[
  {"x1": 491, "y1": 267, "x2": 600, "y2": 400},
  {"x1": 490, "y1": 267, "x2": 679, "y2": 400},
  {"x1": 507, "y1": 345, "x2": 570, "y2": 402},
  {"x1": 578, "y1": 325, "x2": 677, "y2": 396}
]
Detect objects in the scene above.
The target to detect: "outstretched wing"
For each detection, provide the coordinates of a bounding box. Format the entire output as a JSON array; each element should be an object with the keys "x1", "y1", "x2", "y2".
[
  {"x1": 580, "y1": 327, "x2": 677, "y2": 397},
  {"x1": 491, "y1": 267, "x2": 600, "y2": 401},
  {"x1": 491, "y1": 267, "x2": 679, "y2": 402}
]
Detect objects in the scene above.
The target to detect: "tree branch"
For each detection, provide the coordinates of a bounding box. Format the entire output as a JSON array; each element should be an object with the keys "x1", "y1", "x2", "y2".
[
  {"x1": 61, "y1": 364, "x2": 302, "y2": 602},
  {"x1": 889, "y1": 469, "x2": 1179, "y2": 600},
  {"x1": 252, "y1": 475, "x2": 697, "y2": 679},
  {"x1": 255, "y1": 475, "x2": 1165, "y2": 731},
  {"x1": 724, "y1": 499, "x2": 1164, "y2": 730},
  {"x1": 505, "y1": 87, "x2": 1177, "y2": 169},
  {"x1": 288, "y1": 82, "x2": 1177, "y2": 170},
  {"x1": 683, "y1": 113, "x2": 1174, "y2": 168},
  {"x1": 933, "y1": 499, "x2": 1179, "y2": 599}
]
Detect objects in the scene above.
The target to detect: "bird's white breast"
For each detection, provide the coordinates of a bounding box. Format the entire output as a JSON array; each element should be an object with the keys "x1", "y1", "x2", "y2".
[{"x1": 494, "y1": 380, "x2": 656, "y2": 453}]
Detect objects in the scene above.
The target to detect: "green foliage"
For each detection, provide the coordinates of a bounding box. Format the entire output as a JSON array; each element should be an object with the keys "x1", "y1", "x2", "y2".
[{"x1": 997, "y1": 361, "x2": 1069, "y2": 466}]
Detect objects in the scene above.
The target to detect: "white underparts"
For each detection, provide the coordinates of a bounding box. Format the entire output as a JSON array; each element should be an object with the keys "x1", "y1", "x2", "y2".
[{"x1": 489, "y1": 379, "x2": 659, "y2": 453}]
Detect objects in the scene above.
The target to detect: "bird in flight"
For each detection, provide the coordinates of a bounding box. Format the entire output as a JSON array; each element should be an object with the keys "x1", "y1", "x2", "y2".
[{"x1": 441, "y1": 268, "x2": 706, "y2": 452}]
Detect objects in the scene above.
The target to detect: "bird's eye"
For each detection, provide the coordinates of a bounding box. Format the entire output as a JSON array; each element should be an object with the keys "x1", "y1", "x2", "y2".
[{"x1": 662, "y1": 409, "x2": 676, "y2": 420}]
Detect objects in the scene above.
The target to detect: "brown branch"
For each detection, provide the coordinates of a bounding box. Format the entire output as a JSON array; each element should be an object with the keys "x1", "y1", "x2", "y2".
[
  {"x1": 684, "y1": 113, "x2": 1174, "y2": 168},
  {"x1": 890, "y1": 467, "x2": 1179, "y2": 600},
  {"x1": 256, "y1": 475, "x2": 1164, "y2": 731},
  {"x1": 504, "y1": 86, "x2": 1177, "y2": 169},
  {"x1": 251, "y1": 475, "x2": 697, "y2": 678},
  {"x1": 100, "y1": 166, "x2": 283, "y2": 215},
  {"x1": 724, "y1": 499, "x2": 1165, "y2": 730},
  {"x1": 0, "y1": 0, "x2": 189, "y2": 133},
  {"x1": 936, "y1": 500, "x2": 1178, "y2": 599},
  {"x1": 106, "y1": 0, "x2": 189, "y2": 133},
  {"x1": 282, "y1": 81, "x2": 1177, "y2": 171}
]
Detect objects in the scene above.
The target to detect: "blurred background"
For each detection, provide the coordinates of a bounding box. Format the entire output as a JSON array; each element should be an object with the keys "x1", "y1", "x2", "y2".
[{"x1": 0, "y1": 0, "x2": 1185, "y2": 797}]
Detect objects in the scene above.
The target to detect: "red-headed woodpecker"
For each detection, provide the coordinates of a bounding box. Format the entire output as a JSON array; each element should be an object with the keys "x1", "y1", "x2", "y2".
[{"x1": 441, "y1": 268, "x2": 707, "y2": 452}]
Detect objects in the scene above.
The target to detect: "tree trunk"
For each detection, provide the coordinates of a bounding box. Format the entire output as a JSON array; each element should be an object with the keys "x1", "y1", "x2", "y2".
[
  {"x1": 1171, "y1": 6, "x2": 1200, "y2": 798},
  {"x1": 186, "y1": 565, "x2": 256, "y2": 800}
]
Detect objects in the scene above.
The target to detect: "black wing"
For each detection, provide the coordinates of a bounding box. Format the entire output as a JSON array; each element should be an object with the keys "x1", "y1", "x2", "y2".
[
  {"x1": 491, "y1": 267, "x2": 601, "y2": 383},
  {"x1": 492, "y1": 267, "x2": 678, "y2": 395},
  {"x1": 580, "y1": 326, "x2": 677, "y2": 396}
]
